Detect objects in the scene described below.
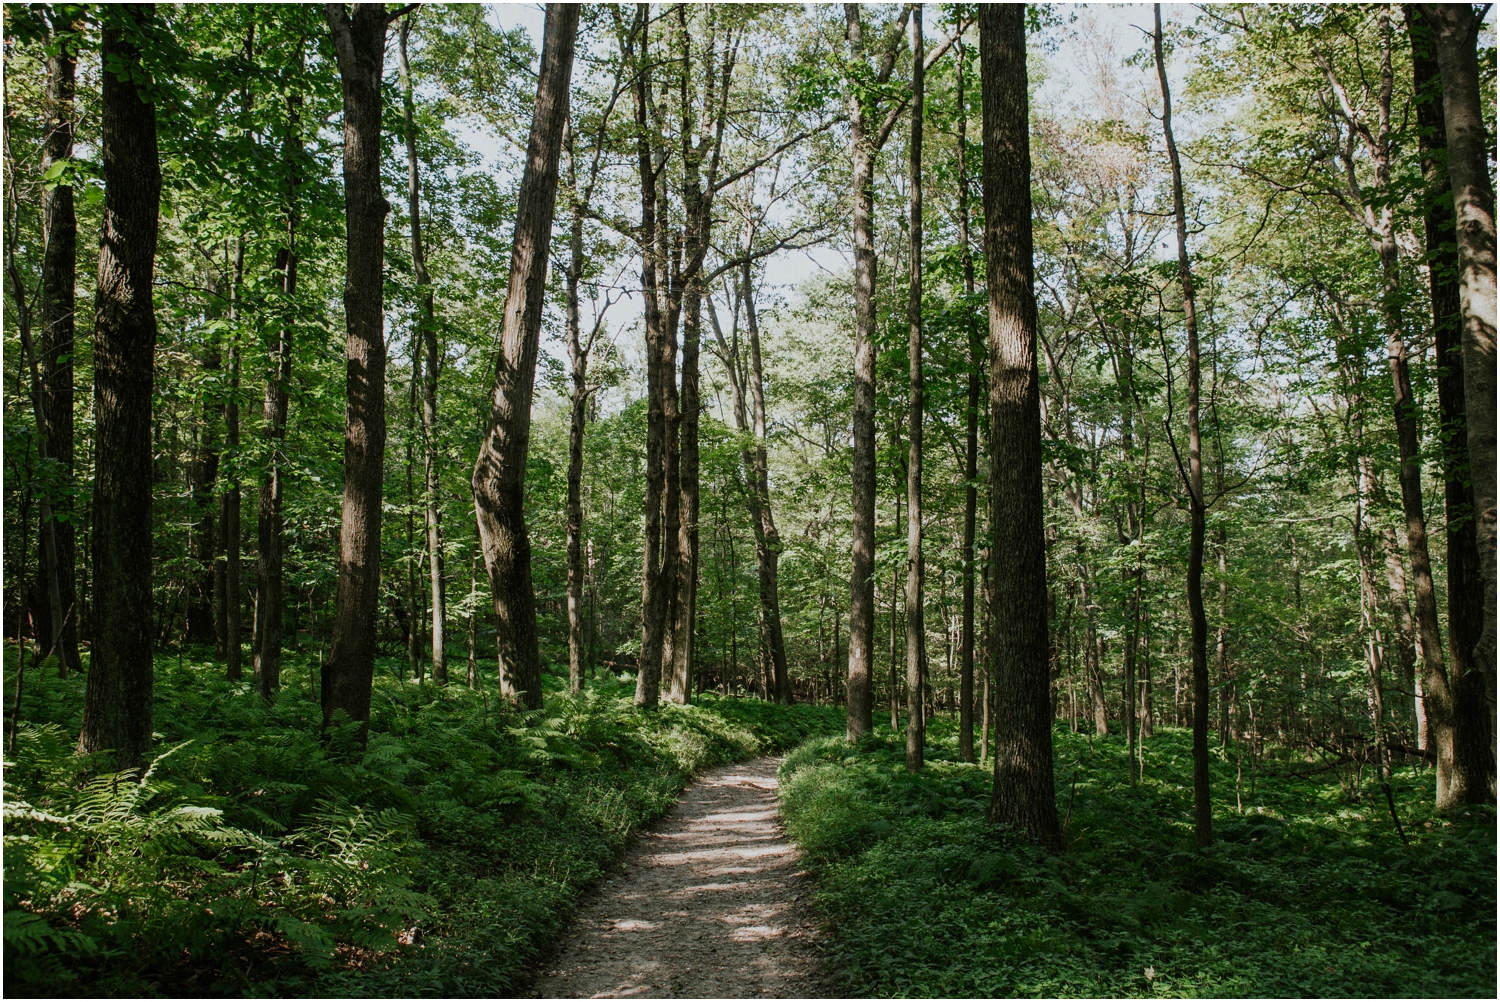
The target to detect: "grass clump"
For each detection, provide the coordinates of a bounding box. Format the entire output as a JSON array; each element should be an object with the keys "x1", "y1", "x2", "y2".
[
  {"x1": 779, "y1": 719, "x2": 1496, "y2": 999},
  {"x1": 3, "y1": 646, "x2": 842, "y2": 997}
]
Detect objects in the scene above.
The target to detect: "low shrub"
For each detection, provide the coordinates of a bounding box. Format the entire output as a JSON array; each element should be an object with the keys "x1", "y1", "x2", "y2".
[
  {"x1": 779, "y1": 718, "x2": 1496, "y2": 999},
  {"x1": 3, "y1": 646, "x2": 843, "y2": 996}
]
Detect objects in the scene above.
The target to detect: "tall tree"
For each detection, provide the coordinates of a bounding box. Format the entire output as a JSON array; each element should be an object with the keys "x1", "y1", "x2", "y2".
[
  {"x1": 955, "y1": 29, "x2": 979, "y2": 764},
  {"x1": 1421, "y1": 3, "x2": 1498, "y2": 777},
  {"x1": 980, "y1": 3, "x2": 1061, "y2": 850},
  {"x1": 1154, "y1": 4, "x2": 1211, "y2": 847},
  {"x1": 322, "y1": 2, "x2": 393, "y2": 736},
  {"x1": 624, "y1": 5, "x2": 668, "y2": 710},
  {"x1": 399, "y1": 13, "x2": 446, "y2": 685},
  {"x1": 78, "y1": 3, "x2": 161, "y2": 766},
  {"x1": 904, "y1": 6, "x2": 926, "y2": 773},
  {"x1": 842, "y1": 2, "x2": 912, "y2": 739},
  {"x1": 1408, "y1": 4, "x2": 1491, "y2": 795},
  {"x1": 561, "y1": 70, "x2": 623, "y2": 694},
  {"x1": 472, "y1": 1, "x2": 578, "y2": 710},
  {"x1": 253, "y1": 31, "x2": 305, "y2": 700},
  {"x1": 36, "y1": 8, "x2": 81, "y2": 675}
]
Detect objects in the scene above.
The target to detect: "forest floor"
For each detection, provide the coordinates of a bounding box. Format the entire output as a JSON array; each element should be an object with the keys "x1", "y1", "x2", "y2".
[{"x1": 531, "y1": 757, "x2": 829, "y2": 999}]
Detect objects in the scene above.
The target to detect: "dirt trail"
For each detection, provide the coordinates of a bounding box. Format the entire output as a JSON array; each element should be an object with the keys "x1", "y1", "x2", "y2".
[{"x1": 531, "y1": 757, "x2": 829, "y2": 999}]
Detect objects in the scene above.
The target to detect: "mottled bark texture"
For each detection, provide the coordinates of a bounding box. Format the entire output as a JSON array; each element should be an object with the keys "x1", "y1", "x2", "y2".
[
  {"x1": 905, "y1": 8, "x2": 926, "y2": 773},
  {"x1": 322, "y1": 3, "x2": 392, "y2": 737},
  {"x1": 1410, "y1": 5, "x2": 1495, "y2": 802},
  {"x1": 472, "y1": 2, "x2": 578, "y2": 710},
  {"x1": 1155, "y1": 4, "x2": 1211, "y2": 846},
  {"x1": 843, "y1": 3, "x2": 910, "y2": 739},
  {"x1": 980, "y1": 4, "x2": 1061, "y2": 850},
  {"x1": 1423, "y1": 4, "x2": 1498, "y2": 799},
  {"x1": 78, "y1": 4, "x2": 161, "y2": 767}
]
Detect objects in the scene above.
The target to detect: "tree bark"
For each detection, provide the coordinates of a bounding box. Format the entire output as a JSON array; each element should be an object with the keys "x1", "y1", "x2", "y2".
[
  {"x1": 956, "y1": 31, "x2": 978, "y2": 763},
  {"x1": 471, "y1": 1, "x2": 577, "y2": 710},
  {"x1": 323, "y1": 3, "x2": 393, "y2": 736},
  {"x1": 628, "y1": 5, "x2": 667, "y2": 710},
  {"x1": 842, "y1": 3, "x2": 909, "y2": 739},
  {"x1": 1155, "y1": 4, "x2": 1212, "y2": 847},
  {"x1": 672, "y1": 283, "x2": 702, "y2": 703},
  {"x1": 904, "y1": 7, "x2": 926, "y2": 772},
  {"x1": 564, "y1": 127, "x2": 590, "y2": 696},
  {"x1": 78, "y1": 3, "x2": 160, "y2": 767},
  {"x1": 980, "y1": 4, "x2": 1061, "y2": 850},
  {"x1": 1409, "y1": 3, "x2": 1491, "y2": 789},
  {"x1": 37, "y1": 12, "x2": 80, "y2": 675},
  {"x1": 1421, "y1": 2, "x2": 1497, "y2": 800},
  {"x1": 399, "y1": 14, "x2": 447, "y2": 685},
  {"x1": 745, "y1": 266, "x2": 790, "y2": 705},
  {"x1": 223, "y1": 255, "x2": 243, "y2": 684},
  {"x1": 254, "y1": 53, "x2": 303, "y2": 700}
]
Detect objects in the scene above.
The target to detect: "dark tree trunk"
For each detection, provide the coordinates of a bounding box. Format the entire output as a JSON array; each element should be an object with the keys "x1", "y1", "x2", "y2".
[
  {"x1": 956, "y1": 32, "x2": 978, "y2": 764},
  {"x1": 37, "y1": 13, "x2": 81, "y2": 675},
  {"x1": 1155, "y1": 4, "x2": 1212, "y2": 847},
  {"x1": 1423, "y1": 5, "x2": 1497, "y2": 732},
  {"x1": 254, "y1": 63, "x2": 303, "y2": 700},
  {"x1": 904, "y1": 9, "x2": 926, "y2": 772},
  {"x1": 471, "y1": 2, "x2": 577, "y2": 711},
  {"x1": 1410, "y1": 5, "x2": 1495, "y2": 801},
  {"x1": 398, "y1": 17, "x2": 447, "y2": 685},
  {"x1": 980, "y1": 4, "x2": 1061, "y2": 850},
  {"x1": 78, "y1": 3, "x2": 161, "y2": 767},
  {"x1": 323, "y1": 3, "x2": 393, "y2": 736},
  {"x1": 627, "y1": 5, "x2": 667, "y2": 710}
]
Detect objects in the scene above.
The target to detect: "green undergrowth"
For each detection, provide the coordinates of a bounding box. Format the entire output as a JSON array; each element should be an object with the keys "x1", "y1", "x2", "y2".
[
  {"x1": 779, "y1": 719, "x2": 1496, "y2": 999},
  {"x1": 2, "y1": 644, "x2": 842, "y2": 997}
]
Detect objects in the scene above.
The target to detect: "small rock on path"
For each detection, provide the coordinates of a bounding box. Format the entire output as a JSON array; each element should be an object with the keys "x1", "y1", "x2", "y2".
[{"x1": 531, "y1": 757, "x2": 830, "y2": 999}]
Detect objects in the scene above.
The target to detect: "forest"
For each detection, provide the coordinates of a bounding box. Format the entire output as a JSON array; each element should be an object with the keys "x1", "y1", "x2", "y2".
[{"x1": 2, "y1": 2, "x2": 1496, "y2": 997}]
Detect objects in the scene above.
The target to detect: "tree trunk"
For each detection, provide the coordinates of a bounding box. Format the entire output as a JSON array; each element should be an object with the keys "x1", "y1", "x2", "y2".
[
  {"x1": 223, "y1": 266, "x2": 242, "y2": 684},
  {"x1": 564, "y1": 130, "x2": 590, "y2": 696},
  {"x1": 980, "y1": 4, "x2": 1061, "y2": 850},
  {"x1": 471, "y1": 2, "x2": 577, "y2": 711},
  {"x1": 954, "y1": 33, "x2": 979, "y2": 761},
  {"x1": 1381, "y1": 527, "x2": 1418, "y2": 739},
  {"x1": 672, "y1": 284, "x2": 703, "y2": 703},
  {"x1": 254, "y1": 64, "x2": 302, "y2": 700},
  {"x1": 903, "y1": 8, "x2": 926, "y2": 772},
  {"x1": 739, "y1": 265, "x2": 791, "y2": 706},
  {"x1": 1155, "y1": 4, "x2": 1212, "y2": 847},
  {"x1": 1423, "y1": 1, "x2": 1498, "y2": 718},
  {"x1": 1412, "y1": 2, "x2": 1494, "y2": 788},
  {"x1": 842, "y1": 3, "x2": 898, "y2": 739},
  {"x1": 78, "y1": 3, "x2": 160, "y2": 767},
  {"x1": 1216, "y1": 527, "x2": 1230, "y2": 749},
  {"x1": 37, "y1": 12, "x2": 80, "y2": 675},
  {"x1": 627, "y1": 6, "x2": 667, "y2": 710},
  {"x1": 322, "y1": 3, "x2": 393, "y2": 737},
  {"x1": 399, "y1": 15, "x2": 447, "y2": 685}
]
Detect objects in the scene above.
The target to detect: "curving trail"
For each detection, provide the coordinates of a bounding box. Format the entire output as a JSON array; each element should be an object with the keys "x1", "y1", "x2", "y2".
[{"x1": 531, "y1": 757, "x2": 830, "y2": 999}]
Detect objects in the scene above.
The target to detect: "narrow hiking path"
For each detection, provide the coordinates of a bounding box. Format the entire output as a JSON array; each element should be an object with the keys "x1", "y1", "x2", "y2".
[{"x1": 531, "y1": 757, "x2": 830, "y2": 999}]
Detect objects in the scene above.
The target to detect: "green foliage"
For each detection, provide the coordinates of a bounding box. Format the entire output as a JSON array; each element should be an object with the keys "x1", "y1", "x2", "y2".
[
  {"x1": 780, "y1": 721, "x2": 1497, "y2": 999},
  {"x1": 3, "y1": 649, "x2": 842, "y2": 997}
]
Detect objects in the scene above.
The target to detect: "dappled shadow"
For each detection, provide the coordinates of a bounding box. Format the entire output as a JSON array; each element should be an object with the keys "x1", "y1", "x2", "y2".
[{"x1": 532, "y1": 757, "x2": 828, "y2": 999}]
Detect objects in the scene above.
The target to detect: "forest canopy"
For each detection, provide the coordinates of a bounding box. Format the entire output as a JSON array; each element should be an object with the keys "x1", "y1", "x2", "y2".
[{"x1": 2, "y1": 2, "x2": 1496, "y2": 995}]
